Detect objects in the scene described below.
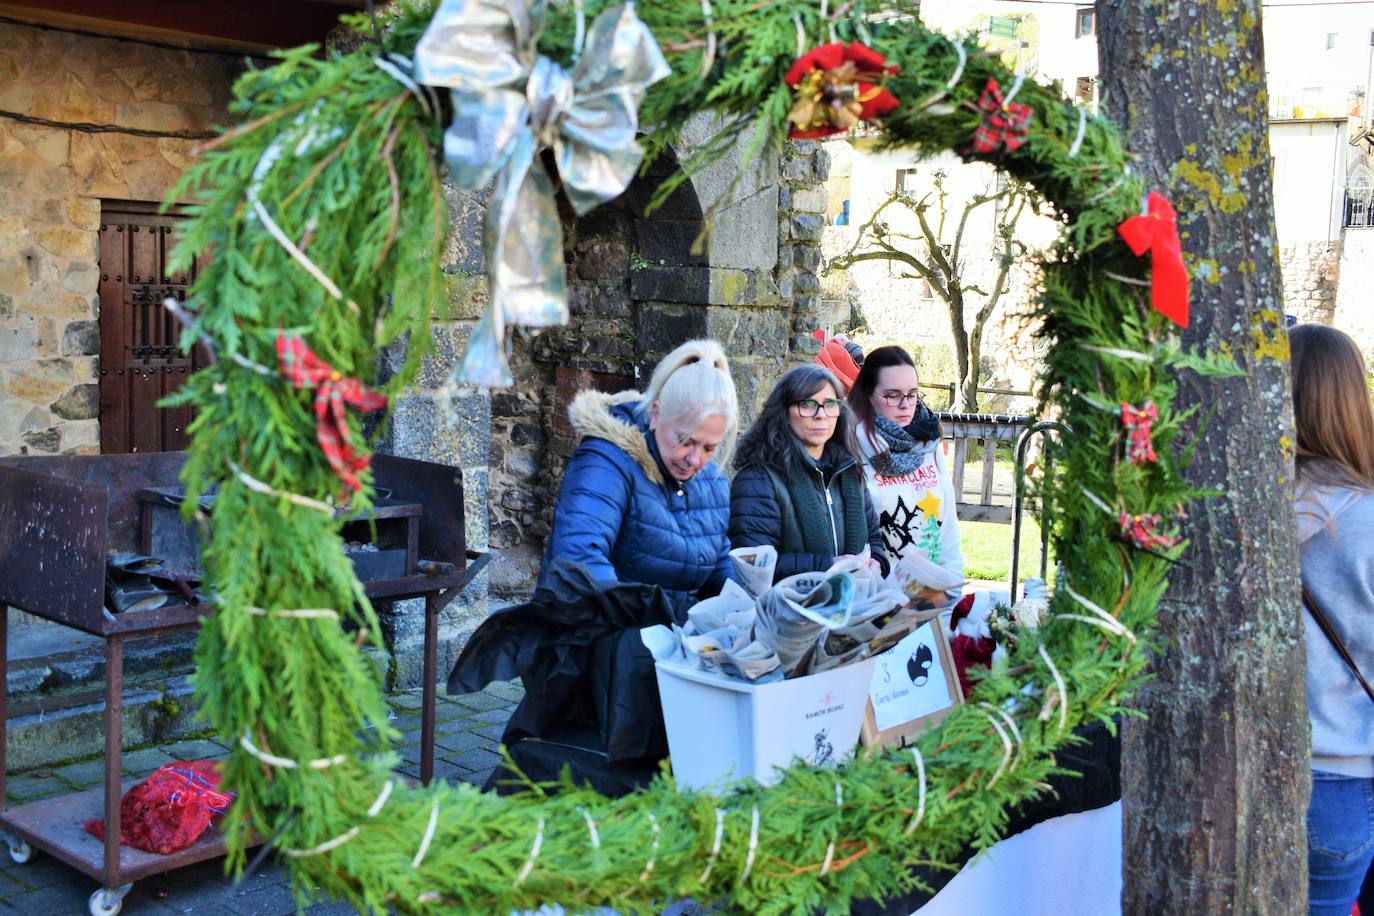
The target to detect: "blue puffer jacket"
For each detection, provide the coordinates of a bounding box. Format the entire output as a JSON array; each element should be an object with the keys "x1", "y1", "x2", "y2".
[{"x1": 541, "y1": 391, "x2": 734, "y2": 617}]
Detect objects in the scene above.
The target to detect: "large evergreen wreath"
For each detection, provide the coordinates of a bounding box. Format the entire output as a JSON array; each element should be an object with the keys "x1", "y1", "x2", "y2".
[{"x1": 164, "y1": 2, "x2": 1226, "y2": 912}]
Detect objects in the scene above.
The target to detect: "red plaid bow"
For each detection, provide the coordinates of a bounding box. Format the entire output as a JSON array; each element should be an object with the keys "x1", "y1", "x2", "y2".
[
  {"x1": 276, "y1": 334, "x2": 387, "y2": 498},
  {"x1": 1119, "y1": 510, "x2": 1179, "y2": 552},
  {"x1": 967, "y1": 78, "x2": 1032, "y2": 156},
  {"x1": 1117, "y1": 192, "x2": 1190, "y2": 328},
  {"x1": 1122, "y1": 400, "x2": 1159, "y2": 464}
]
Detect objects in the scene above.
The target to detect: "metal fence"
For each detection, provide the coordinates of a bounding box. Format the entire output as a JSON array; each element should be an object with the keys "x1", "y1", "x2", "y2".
[
  {"x1": 919, "y1": 381, "x2": 1033, "y2": 412},
  {"x1": 1345, "y1": 184, "x2": 1374, "y2": 229}
]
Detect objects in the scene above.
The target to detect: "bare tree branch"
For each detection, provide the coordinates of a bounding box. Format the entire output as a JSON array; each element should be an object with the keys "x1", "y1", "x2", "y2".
[{"x1": 824, "y1": 168, "x2": 1035, "y2": 411}]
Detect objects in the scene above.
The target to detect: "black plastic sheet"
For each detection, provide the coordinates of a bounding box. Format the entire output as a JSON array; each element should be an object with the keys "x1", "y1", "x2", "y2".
[{"x1": 448, "y1": 560, "x2": 674, "y2": 786}]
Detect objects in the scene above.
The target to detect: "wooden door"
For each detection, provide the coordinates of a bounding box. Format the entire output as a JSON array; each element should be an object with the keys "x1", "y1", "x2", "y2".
[{"x1": 97, "y1": 204, "x2": 204, "y2": 454}]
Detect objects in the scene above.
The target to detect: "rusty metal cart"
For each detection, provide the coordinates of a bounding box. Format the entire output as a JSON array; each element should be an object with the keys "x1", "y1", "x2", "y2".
[{"x1": 0, "y1": 452, "x2": 485, "y2": 916}]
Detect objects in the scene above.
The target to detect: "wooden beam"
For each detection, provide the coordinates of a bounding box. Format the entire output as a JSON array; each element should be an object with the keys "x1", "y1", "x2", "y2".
[{"x1": 0, "y1": 0, "x2": 361, "y2": 53}]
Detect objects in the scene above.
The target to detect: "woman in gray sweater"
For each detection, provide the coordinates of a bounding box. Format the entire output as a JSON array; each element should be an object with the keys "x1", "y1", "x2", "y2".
[{"x1": 1291, "y1": 324, "x2": 1374, "y2": 916}]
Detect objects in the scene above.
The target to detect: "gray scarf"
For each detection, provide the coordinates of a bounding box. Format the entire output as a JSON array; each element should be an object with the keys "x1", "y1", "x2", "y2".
[{"x1": 872, "y1": 407, "x2": 941, "y2": 477}]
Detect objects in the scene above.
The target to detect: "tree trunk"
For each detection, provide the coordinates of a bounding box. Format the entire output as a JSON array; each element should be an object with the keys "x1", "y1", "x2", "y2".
[
  {"x1": 947, "y1": 288, "x2": 973, "y2": 412},
  {"x1": 1097, "y1": 3, "x2": 1309, "y2": 914},
  {"x1": 963, "y1": 321, "x2": 985, "y2": 415}
]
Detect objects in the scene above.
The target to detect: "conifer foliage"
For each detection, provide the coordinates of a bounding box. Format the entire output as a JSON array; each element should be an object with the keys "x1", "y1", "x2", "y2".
[{"x1": 167, "y1": 3, "x2": 1216, "y2": 912}]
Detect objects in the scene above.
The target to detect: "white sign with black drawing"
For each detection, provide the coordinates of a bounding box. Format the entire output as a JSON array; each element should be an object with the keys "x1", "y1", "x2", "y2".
[{"x1": 861, "y1": 618, "x2": 964, "y2": 749}]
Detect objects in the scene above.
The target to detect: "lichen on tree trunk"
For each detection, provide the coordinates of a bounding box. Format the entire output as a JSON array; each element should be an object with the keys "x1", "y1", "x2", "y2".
[{"x1": 1096, "y1": 2, "x2": 1310, "y2": 913}]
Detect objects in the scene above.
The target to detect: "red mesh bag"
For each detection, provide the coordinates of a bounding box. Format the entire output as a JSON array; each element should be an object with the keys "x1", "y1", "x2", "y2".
[{"x1": 84, "y1": 760, "x2": 233, "y2": 855}]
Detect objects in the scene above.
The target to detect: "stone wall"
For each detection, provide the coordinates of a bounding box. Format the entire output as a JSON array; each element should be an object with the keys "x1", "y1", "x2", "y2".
[
  {"x1": 1333, "y1": 231, "x2": 1374, "y2": 352},
  {"x1": 1280, "y1": 241, "x2": 1341, "y2": 324},
  {"x1": 0, "y1": 21, "x2": 240, "y2": 455},
  {"x1": 778, "y1": 140, "x2": 830, "y2": 367},
  {"x1": 475, "y1": 125, "x2": 826, "y2": 600}
]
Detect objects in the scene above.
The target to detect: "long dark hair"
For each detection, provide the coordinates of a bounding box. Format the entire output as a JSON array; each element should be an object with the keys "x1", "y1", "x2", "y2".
[
  {"x1": 735, "y1": 365, "x2": 861, "y2": 477},
  {"x1": 1291, "y1": 324, "x2": 1374, "y2": 490},
  {"x1": 849, "y1": 345, "x2": 920, "y2": 448}
]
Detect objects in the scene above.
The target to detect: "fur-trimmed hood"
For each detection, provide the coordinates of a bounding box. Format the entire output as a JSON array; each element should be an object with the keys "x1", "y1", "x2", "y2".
[{"x1": 567, "y1": 389, "x2": 663, "y2": 485}]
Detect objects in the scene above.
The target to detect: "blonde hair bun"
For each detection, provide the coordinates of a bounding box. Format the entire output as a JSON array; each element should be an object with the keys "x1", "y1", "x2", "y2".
[{"x1": 638, "y1": 339, "x2": 739, "y2": 468}]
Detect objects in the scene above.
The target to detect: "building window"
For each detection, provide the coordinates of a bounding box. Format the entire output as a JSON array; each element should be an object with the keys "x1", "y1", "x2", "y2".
[
  {"x1": 1327, "y1": 32, "x2": 1337, "y2": 50},
  {"x1": 1076, "y1": 7, "x2": 1095, "y2": 38},
  {"x1": 895, "y1": 167, "x2": 919, "y2": 195},
  {"x1": 1343, "y1": 183, "x2": 1374, "y2": 229}
]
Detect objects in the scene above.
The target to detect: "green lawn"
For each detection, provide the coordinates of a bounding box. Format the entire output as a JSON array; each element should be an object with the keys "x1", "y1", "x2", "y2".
[{"x1": 960, "y1": 517, "x2": 1055, "y2": 584}]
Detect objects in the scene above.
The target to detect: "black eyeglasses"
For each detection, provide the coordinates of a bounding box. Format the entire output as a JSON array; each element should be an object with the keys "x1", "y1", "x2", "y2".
[
  {"x1": 794, "y1": 398, "x2": 844, "y2": 418},
  {"x1": 879, "y1": 390, "x2": 920, "y2": 407}
]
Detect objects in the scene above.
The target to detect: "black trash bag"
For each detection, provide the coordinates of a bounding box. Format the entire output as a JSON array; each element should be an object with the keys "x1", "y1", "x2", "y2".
[
  {"x1": 448, "y1": 560, "x2": 675, "y2": 768},
  {"x1": 589, "y1": 628, "x2": 668, "y2": 762}
]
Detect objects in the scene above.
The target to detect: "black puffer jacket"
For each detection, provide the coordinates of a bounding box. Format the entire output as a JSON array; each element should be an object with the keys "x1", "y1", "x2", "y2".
[{"x1": 729, "y1": 447, "x2": 889, "y2": 581}]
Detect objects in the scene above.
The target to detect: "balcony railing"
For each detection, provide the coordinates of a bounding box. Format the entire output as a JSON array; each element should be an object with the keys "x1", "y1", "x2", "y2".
[{"x1": 1344, "y1": 185, "x2": 1374, "y2": 229}]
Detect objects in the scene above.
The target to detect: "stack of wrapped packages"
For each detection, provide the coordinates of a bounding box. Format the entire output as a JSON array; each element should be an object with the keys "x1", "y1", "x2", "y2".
[
  {"x1": 648, "y1": 545, "x2": 942, "y2": 683},
  {"x1": 644, "y1": 547, "x2": 969, "y2": 788}
]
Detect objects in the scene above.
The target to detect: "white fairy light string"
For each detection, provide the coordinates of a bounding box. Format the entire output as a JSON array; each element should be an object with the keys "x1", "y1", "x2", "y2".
[
  {"x1": 903, "y1": 747, "x2": 928, "y2": 837},
  {"x1": 410, "y1": 800, "x2": 440, "y2": 869},
  {"x1": 579, "y1": 807, "x2": 601, "y2": 850},
  {"x1": 697, "y1": 808, "x2": 727, "y2": 885},
  {"x1": 1038, "y1": 644, "x2": 1070, "y2": 734},
  {"x1": 981, "y1": 709, "x2": 1014, "y2": 788},
  {"x1": 244, "y1": 606, "x2": 341, "y2": 621},
  {"x1": 638, "y1": 812, "x2": 661, "y2": 883},
  {"x1": 514, "y1": 817, "x2": 546, "y2": 887},
  {"x1": 1067, "y1": 103, "x2": 1087, "y2": 158},
  {"x1": 239, "y1": 731, "x2": 347, "y2": 770},
  {"x1": 227, "y1": 460, "x2": 335, "y2": 515},
  {"x1": 738, "y1": 805, "x2": 760, "y2": 886},
  {"x1": 819, "y1": 782, "x2": 843, "y2": 877}
]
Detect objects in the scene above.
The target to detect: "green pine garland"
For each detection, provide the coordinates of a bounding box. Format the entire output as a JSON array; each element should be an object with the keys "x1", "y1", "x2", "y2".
[{"x1": 164, "y1": 2, "x2": 1220, "y2": 912}]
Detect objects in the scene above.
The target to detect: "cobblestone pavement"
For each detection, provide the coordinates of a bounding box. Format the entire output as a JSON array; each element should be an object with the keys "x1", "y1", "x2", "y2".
[{"x1": 0, "y1": 681, "x2": 523, "y2": 915}]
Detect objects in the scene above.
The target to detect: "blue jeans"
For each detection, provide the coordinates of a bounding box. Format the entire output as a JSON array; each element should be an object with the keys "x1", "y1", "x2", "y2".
[{"x1": 1308, "y1": 770, "x2": 1374, "y2": 916}]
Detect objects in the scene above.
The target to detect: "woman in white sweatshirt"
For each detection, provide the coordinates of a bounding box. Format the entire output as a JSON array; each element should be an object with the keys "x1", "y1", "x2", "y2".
[
  {"x1": 1290, "y1": 324, "x2": 1374, "y2": 916},
  {"x1": 848, "y1": 345, "x2": 963, "y2": 604}
]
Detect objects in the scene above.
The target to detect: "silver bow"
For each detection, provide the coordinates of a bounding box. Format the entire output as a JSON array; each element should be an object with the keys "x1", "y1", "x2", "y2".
[{"x1": 414, "y1": 0, "x2": 670, "y2": 386}]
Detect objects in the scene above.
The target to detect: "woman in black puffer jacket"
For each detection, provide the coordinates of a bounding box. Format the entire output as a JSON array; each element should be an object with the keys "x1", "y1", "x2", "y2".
[{"x1": 729, "y1": 364, "x2": 888, "y2": 581}]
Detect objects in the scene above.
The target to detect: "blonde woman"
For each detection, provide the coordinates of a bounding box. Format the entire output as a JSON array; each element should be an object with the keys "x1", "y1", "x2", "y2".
[
  {"x1": 1291, "y1": 324, "x2": 1374, "y2": 916},
  {"x1": 544, "y1": 339, "x2": 739, "y2": 617}
]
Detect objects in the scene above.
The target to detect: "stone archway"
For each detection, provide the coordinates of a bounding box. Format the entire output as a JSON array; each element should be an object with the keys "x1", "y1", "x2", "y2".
[{"x1": 379, "y1": 124, "x2": 832, "y2": 669}]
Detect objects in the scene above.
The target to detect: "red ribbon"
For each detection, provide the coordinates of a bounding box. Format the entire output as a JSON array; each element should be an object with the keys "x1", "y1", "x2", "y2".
[
  {"x1": 1118, "y1": 510, "x2": 1179, "y2": 552},
  {"x1": 784, "y1": 41, "x2": 900, "y2": 139},
  {"x1": 1117, "y1": 192, "x2": 1190, "y2": 328},
  {"x1": 276, "y1": 334, "x2": 387, "y2": 498},
  {"x1": 1121, "y1": 400, "x2": 1158, "y2": 464},
  {"x1": 967, "y1": 78, "x2": 1032, "y2": 156}
]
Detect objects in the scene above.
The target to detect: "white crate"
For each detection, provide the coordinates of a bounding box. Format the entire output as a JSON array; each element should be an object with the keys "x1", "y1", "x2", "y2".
[{"x1": 653, "y1": 656, "x2": 878, "y2": 790}]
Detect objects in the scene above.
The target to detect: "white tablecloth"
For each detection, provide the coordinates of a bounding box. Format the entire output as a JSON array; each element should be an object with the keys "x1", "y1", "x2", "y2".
[
  {"x1": 525, "y1": 801, "x2": 1122, "y2": 916},
  {"x1": 914, "y1": 801, "x2": 1122, "y2": 916}
]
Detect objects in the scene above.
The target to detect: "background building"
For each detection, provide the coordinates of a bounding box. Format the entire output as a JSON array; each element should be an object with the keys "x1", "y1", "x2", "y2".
[{"x1": 820, "y1": 0, "x2": 1374, "y2": 402}]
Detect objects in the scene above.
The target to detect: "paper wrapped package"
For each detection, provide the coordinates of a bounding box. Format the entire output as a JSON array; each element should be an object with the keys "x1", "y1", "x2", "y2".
[
  {"x1": 889, "y1": 552, "x2": 966, "y2": 606},
  {"x1": 729, "y1": 544, "x2": 778, "y2": 597}
]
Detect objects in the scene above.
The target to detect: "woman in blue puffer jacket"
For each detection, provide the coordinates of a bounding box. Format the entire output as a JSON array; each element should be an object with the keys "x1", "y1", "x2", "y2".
[{"x1": 543, "y1": 339, "x2": 738, "y2": 618}]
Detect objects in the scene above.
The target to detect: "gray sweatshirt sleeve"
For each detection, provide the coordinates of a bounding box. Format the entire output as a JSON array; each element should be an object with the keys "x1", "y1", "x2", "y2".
[{"x1": 1297, "y1": 483, "x2": 1374, "y2": 777}]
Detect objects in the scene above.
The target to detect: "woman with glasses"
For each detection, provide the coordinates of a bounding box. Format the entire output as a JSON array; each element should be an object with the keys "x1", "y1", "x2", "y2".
[
  {"x1": 729, "y1": 364, "x2": 889, "y2": 581},
  {"x1": 849, "y1": 346, "x2": 963, "y2": 604}
]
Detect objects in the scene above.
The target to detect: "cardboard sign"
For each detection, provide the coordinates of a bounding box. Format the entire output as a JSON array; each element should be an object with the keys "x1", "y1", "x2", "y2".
[{"x1": 860, "y1": 617, "x2": 964, "y2": 749}]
